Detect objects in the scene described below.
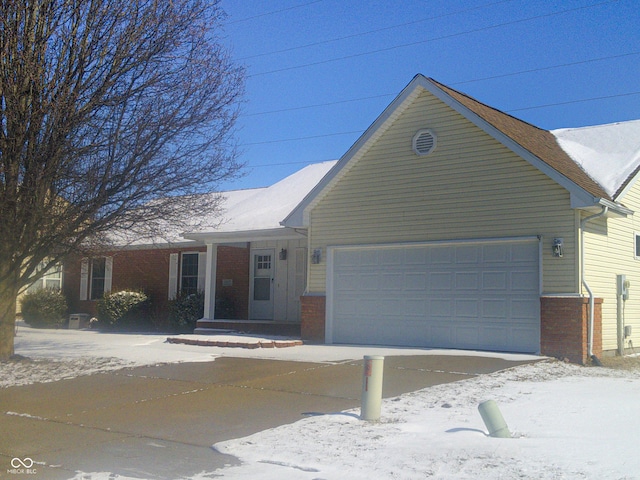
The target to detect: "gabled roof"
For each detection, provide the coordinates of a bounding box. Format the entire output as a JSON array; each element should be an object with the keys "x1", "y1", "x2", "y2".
[
  {"x1": 430, "y1": 79, "x2": 611, "y2": 200},
  {"x1": 283, "y1": 75, "x2": 634, "y2": 227}
]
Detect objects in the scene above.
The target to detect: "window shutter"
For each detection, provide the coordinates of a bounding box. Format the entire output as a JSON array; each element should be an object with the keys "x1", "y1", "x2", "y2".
[
  {"x1": 80, "y1": 258, "x2": 89, "y2": 301},
  {"x1": 197, "y1": 252, "x2": 207, "y2": 292},
  {"x1": 104, "y1": 257, "x2": 113, "y2": 293},
  {"x1": 168, "y1": 253, "x2": 179, "y2": 300},
  {"x1": 295, "y1": 247, "x2": 307, "y2": 297}
]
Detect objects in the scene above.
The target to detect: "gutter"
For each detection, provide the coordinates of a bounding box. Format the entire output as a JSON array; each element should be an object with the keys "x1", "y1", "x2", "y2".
[{"x1": 580, "y1": 205, "x2": 608, "y2": 365}]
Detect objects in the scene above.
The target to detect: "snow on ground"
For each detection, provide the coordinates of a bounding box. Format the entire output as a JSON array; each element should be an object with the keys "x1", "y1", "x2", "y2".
[
  {"x1": 5, "y1": 323, "x2": 640, "y2": 480},
  {"x1": 211, "y1": 361, "x2": 640, "y2": 480}
]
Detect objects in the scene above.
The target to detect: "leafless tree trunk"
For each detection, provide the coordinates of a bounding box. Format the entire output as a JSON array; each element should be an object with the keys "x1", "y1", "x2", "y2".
[{"x1": 0, "y1": 0, "x2": 244, "y2": 359}]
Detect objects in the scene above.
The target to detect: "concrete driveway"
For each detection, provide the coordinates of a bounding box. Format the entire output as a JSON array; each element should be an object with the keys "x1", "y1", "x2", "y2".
[{"x1": 0, "y1": 355, "x2": 534, "y2": 479}]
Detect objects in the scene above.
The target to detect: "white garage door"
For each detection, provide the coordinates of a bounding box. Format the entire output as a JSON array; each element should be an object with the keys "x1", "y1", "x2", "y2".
[{"x1": 328, "y1": 239, "x2": 540, "y2": 353}]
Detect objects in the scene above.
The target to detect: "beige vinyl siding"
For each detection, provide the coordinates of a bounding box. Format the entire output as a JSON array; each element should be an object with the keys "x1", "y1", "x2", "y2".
[
  {"x1": 583, "y1": 183, "x2": 640, "y2": 352},
  {"x1": 308, "y1": 89, "x2": 577, "y2": 293}
]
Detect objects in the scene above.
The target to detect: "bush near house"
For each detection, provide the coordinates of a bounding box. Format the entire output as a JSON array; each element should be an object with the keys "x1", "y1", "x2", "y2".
[
  {"x1": 168, "y1": 290, "x2": 205, "y2": 332},
  {"x1": 21, "y1": 289, "x2": 68, "y2": 328},
  {"x1": 96, "y1": 290, "x2": 150, "y2": 330}
]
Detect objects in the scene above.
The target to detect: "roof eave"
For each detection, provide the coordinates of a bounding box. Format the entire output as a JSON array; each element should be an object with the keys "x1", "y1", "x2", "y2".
[{"x1": 183, "y1": 227, "x2": 305, "y2": 244}]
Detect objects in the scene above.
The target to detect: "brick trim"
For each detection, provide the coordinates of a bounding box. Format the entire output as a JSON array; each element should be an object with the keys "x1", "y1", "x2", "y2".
[
  {"x1": 300, "y1": 295, "x2": 326, "y2": 343},
  {"x1": 540, "y1": 296, "x2": 603, "y2": 365}
]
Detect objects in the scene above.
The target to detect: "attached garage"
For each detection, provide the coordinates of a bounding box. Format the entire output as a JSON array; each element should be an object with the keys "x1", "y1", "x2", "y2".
[{"x1": 327, "y1": 238, "x2": 541, "y2": 353}]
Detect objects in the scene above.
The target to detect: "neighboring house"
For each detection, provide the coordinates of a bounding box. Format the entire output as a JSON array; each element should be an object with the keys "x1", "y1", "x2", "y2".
[
  {"x1": 16, "y1": 262, "x2": 64, "y2": 315},
  {"x1": 63, "y1": 161, "x2": 336, "y2": 332},
  {"x1": 282, "y1": 74, "x2": 640, "y2": 364}
]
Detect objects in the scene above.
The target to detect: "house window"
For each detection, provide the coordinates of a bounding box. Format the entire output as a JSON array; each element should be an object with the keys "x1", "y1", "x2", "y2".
[
  {"x1": 181, "y1": 253, "x2": 200, "y2": 295},
  {"x1": 635, "y1": 233, "x2": 640, "y2": 258},
  {"x1": 27, "y1": 262, "x2": 63, "y2": 292},
  {"x1": 90, "y1": 258, "x2": 107, "y2": 300}
]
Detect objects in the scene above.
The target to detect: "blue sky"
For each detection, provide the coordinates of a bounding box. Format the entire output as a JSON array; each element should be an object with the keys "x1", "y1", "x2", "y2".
[{"x1": 218, "y1": 0, "x2": 640, "y2": 191}]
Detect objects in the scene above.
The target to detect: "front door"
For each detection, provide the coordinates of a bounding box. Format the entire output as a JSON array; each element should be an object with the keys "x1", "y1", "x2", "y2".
[{"x1": 250, "y1": 249, "x2": 274, "y2": 320}]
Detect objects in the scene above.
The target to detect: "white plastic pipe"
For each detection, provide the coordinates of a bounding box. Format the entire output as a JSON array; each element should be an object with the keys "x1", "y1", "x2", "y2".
[
  {"x1": 478, "y1": 400, "x2": 511, "y2": 438},
  {"x1": 361, "y1": 355, "x2": 384, "y2": 421}
]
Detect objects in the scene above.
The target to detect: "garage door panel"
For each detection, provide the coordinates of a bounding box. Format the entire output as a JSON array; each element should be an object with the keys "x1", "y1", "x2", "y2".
[
  {"x1": 381, "y1": 249, "x2": 403, "y2": 265},
  {"x1": 511, "y1": 270, "x2": 539, "y2": 291},
  {"x1": 431, "y1": 325, "x2": 453, "y2": 345},
  {"x1": 405, "y1": 272, "x2": 427, "y2": 290},
  {"x1": 330, "y1": 240, "x2": 540, "y2": 353},
  {"x1": 382, "y1": 272, "x2": 404, "y2": 290},
  {"x1": 430, "y1": 272, "x2": 453, "y2": 290},
  {"x1": 511, "y1": 243, "x2": 538, "y2": 262},
  {"x1": 482, "y1": 299, "x2": 507, "y2": 318},
  {"x1": 455, "y1": 245, "x2": 480, "y2": 264},
  {"x1": 483, "y1": 271, "x2": 507, "y2": 290},
  {"x1": 429, "y1": 246, "x2": 453, "y2": 264},
  {"x1": 482, "y1": 244, "x2": 509, "y2": 263},
  {"x1": 455, "y1": 325, "x2": 480, "y2": 347},
  {"x1": 455, "y1": 298, "x2": 479, "y2": 317},
  {"x1": 455, "y1": 272, "x2": 480, "y2": 290},
  {"x1": 429, "y1": 299, "x2": 451, "y2": 318}
]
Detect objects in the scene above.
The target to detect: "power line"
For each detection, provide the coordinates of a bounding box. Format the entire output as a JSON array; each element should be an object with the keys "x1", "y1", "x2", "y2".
[
  {"x1": 238, "y1": 90, "x2": 640, "y2": 149},
  {"x1": 238, "y1": 0, "x2": 515, "y2": 61},
  {"x1": 227, "y1": 1, "x2": 325, "y2": 25},
  {"x1": 507, "y1": 91, "x2": 640, "y2": 113},
  {"x1": 241, "y1": 130, "x2": 363, "y2": 147},
  {"x1": 247, "y1": 0, "x2": 619, "y2": 78},
  {"x1": 243, "y1": 51, "x2": 640, "y2": 118},
  {"x1": 244, "y1": 93, "x2": 395, "y2": 117}
]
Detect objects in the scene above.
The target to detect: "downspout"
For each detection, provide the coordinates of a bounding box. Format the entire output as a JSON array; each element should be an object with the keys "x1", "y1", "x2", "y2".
[{"x1": 580, "y1": 206, "x2": 608, "y2": 366}]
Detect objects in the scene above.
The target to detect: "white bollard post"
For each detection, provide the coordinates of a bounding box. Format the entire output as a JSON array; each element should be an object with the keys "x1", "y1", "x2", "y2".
[
  {"x1": 360, "y1": 355, "x2": 384, "y2": 421},
  {"x1": 478, "y1": 400, "x2": 511, "y2": 438}
]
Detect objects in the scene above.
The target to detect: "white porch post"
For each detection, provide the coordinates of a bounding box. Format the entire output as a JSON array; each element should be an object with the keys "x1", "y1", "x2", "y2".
[{"x1": 203, "y1": 243, "x2": 218, "y2": 320}]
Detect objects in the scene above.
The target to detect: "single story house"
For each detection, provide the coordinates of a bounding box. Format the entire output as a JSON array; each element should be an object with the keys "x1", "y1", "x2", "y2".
[
  {"x1": 282, "y1": 74, "x2": 640, "y2": 364},
  {"x1": 63, "y1": 161, "x2": 336, "y2": 332}
]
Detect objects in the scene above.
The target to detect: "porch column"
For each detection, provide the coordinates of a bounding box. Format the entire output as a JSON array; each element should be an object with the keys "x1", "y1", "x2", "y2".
[{"x1": 203, "y1": 243, "x2": 218, "y2": 320}]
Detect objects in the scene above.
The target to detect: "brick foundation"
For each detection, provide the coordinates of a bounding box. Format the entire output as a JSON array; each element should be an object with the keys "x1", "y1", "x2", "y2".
[
  {"x1": 540, "y1": 296, "x2": 602, "y2": 365},
  {"x1": 300, "y1": 295, "x2": 326, "y2": 343}
]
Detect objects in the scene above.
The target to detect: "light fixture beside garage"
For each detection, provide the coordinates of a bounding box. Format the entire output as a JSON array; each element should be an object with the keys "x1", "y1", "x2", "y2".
[
  {"x1": 553, "y1": 238, "x2": 564, "y2": 257},
  {"x1": 412, "y1": 129, "x2": 437, "y2": 156}
]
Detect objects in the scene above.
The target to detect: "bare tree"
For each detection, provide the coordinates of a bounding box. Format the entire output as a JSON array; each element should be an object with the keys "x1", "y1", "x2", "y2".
[{"x1": 0, "y1": 0, "x2": 245, "y2": 359}]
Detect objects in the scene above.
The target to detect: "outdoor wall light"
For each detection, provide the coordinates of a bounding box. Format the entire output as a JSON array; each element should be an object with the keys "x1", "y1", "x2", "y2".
[
  {"x1": 279, "y1": 248, "x2": 287, "y2": 260},
  {"x1": 311, "y1": 248, "x2": 322, "y2": 264},
  {"x1": 553, "y1": 238, "x2": 564, "y2": 258}
]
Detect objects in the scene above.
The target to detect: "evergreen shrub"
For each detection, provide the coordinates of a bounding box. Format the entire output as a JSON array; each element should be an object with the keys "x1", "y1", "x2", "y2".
[{"x1": 21, "y1": 289, "x2": 68, "y2": 328}]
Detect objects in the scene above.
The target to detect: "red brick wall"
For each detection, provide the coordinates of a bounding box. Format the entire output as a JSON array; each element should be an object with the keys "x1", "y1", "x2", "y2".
[
  {"x1": 540, "y1": 296, "x2": 603, "y2": 365},
  {"x1": 63, "y1": 245, "x2": 249, "y2": 323},
  {"x1": 300, "y1": 295, "x2": 326, "y2": 343}
]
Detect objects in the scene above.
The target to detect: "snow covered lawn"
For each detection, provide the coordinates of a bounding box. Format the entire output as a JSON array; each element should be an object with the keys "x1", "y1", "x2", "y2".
[{"x1": 5, "y1": 324, "x2": 640, "y2": 480}]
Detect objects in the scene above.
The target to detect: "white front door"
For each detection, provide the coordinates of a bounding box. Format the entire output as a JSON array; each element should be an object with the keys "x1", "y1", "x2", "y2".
[{"x1": 250, "y1": 249, "x2": 274, "y2": 320}]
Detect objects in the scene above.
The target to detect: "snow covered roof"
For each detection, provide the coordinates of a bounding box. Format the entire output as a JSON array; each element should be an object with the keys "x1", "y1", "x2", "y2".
[
  {"x1": 552, "y1": 120, "x2": 640, "y2": 199},
  {"x1": 184, "y1": 160, "x2": 337, "y2": 241},
  {"x1": 106, "y1": 161, "x2": 337, "y2": 248}
]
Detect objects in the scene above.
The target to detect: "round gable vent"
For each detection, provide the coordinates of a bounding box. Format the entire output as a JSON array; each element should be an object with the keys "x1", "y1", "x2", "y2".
[{"x1": 412, "y1": 129, "x2": 437, "y2": 156}]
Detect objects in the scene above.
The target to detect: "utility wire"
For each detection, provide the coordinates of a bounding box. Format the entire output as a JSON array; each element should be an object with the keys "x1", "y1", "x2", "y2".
[
  {"x1": 240, "y1": 90, "x2": 640, "y2": 148},
  {"x1": 247, "y1": 0, "x2": 619, "y2": 78},
  {"x1": 227, "y1": 0, "x2": 325, "y2": 25},
  {"x1": 238, "y1": 0, "x2": 516, "y2": 61},
  {"x1": 243, "y1": 51, "x2": 640, "y2": 118}
]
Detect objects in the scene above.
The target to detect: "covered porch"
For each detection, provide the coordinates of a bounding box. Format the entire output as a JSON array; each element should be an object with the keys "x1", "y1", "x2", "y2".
[{"x1": 185, "y1": 228, "x2": 309, "y2": 337}]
